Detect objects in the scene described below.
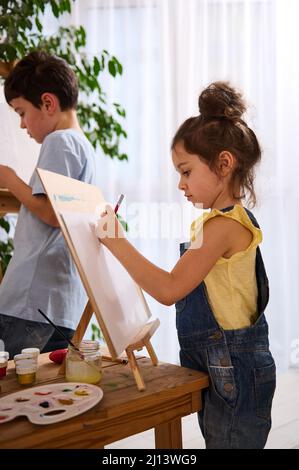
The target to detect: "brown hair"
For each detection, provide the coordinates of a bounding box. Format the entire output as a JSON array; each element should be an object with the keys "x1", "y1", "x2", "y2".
[
  {"x1": 171, "y1": 81, "x2": 261, "y2": 207},
  {"x1": 4, "y1": 50, "x2": 78, "y2": 110}
]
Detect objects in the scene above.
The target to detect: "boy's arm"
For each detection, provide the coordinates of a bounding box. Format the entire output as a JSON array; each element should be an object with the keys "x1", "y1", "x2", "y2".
[
  {"x1": 0, "y1": 165, "x2": 59, "y2": 227},
  {"x1": 97, "y1": 208, "x2": 232, "y2": 305}
]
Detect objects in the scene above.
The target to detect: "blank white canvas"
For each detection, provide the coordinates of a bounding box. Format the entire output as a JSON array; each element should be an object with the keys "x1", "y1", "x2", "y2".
[{"x1": 60, "y1": 210, "x2": 151, "y2": 357}]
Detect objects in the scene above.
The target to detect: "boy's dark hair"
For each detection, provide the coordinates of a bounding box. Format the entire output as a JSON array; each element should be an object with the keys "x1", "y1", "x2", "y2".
[
  {"x1": 4, "y1": 50, "x2": 78, "y2": 110},
  {"x1": 172, "y1": 81, "x2": 261, "y2": 207}
]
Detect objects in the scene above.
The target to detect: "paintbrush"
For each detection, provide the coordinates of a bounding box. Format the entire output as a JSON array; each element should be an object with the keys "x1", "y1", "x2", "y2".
[
  {"x1": 37, "y1": 309, "x2": 81, "y2": 354},
  {"x1": 101, "y1": 355, "x2": 128, "y2": 365}
]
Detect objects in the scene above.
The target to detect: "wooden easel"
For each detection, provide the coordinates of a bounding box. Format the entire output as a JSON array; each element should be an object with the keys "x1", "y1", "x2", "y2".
[{"x1": 37, "y1": 169, "x2": 160, "y2": 391}]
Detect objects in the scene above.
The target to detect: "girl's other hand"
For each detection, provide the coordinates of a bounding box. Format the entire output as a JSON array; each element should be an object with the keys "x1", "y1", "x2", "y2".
[{"x1": 95, "y1": 204, "x2": 125, "y2": 247}]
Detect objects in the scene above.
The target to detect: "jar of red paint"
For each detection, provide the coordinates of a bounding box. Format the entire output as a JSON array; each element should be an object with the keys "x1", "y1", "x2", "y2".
[{"x1": 0, "y1": 358, "x2": 8, "y2": 379}]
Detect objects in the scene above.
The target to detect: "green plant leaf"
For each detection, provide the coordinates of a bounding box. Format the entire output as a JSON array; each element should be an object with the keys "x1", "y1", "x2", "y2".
[
  {"x1": 112, "y1": 56, "x2": 123, "y2": 75},
  {"x1": 35, "y1": 16, "x2": 43, "y2": 33},
  {"x1": 90, "y1": 323, "x2": 104, "y2": 341},
  {"x1": 50, "y1": 1, "x2": 60, "y2": 18},
  {"x1": 0, "y1": 218, "x2": 10, "y2": 234},
  {"x1": 108, "y1": 60, "x2": 117, "y2": 77},
  {"x1": 0, "y1": 44, "x2": 17, "y2": 61},
  {"x1": 64, "y1": 0, "x2": 72, "y2": 14},
  {"x1": 93, "y1": 56, "x2": 101, "y2": 76}
]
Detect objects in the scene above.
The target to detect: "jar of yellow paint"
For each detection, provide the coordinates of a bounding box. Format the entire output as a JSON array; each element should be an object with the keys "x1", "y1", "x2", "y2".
[
  {"x1": 16, "y1": 360, "x2": 37, "y2": 385},
  {"x1": 66, "y1": 340, "x2": 102, "y2": 384}
]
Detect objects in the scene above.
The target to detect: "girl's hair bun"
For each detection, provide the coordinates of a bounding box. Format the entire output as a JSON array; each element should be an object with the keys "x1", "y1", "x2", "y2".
[{"x1": 198, "y1": 81, "x2": 247, "y2": 122}]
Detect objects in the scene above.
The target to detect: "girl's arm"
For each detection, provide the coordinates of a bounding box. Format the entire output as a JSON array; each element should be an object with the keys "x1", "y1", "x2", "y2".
[{"x1": 96, "y1": 205, "x2": 233, "y2": 305}]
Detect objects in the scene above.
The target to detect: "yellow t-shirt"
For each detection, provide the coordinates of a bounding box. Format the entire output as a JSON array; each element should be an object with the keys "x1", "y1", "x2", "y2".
[{"x1": 190, "y1": 205, "x2": 262, "y2": 330}]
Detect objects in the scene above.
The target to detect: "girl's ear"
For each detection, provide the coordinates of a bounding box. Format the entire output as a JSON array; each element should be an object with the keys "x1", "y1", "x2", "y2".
[
  {"x1": 40, "y1": 93, "x2": 58, "y2": 114},
  {"x1": 217, "y1": 151, "x2": 236, "y2": 177}
]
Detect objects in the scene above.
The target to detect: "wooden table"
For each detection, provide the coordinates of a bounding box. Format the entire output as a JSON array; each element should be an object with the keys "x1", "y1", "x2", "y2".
[{"x1": 0, "y1": 353, "x2": 209, "y2": 449}]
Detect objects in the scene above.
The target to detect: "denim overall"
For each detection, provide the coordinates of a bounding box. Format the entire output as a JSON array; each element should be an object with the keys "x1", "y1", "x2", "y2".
[{"x1": 175, "y1": 207, "x2": 276, "y2": 449}]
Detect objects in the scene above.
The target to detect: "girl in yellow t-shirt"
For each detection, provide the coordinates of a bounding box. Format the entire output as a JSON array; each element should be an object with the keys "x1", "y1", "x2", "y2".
[{"x1": 95, "y1": 81, "x2": 275, "y2": 449}]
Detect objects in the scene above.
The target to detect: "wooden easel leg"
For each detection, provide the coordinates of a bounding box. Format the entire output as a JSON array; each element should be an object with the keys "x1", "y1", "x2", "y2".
[
  {"x1": 71, "y1": 300, "x2": 94, "y2": 344},
  {"x1": 126, "y1": 348, "x2": 145, "y2": 391},
  {"x1": 123, "y1": 320, "x2": 160, "y2": 390},
  {"x1": 145, "y1": 340, "x2": 158, "y2": 366}
]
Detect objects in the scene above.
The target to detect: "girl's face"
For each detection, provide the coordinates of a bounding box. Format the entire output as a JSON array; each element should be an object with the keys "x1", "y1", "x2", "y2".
[{"x1": 172, "y1": 142, "x2": 226, "y2": 209}]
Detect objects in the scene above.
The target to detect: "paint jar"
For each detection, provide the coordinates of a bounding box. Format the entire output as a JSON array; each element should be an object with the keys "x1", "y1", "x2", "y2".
[
  {"x1": 15, "y1": 360, "x2": 37, "y2": 385},
  {"x1": 14, "y1": 353, "x2": 37, "y2": 363},
  {"x1": 0, "y1": 358, "x2": 8, "y2": 379},
  {"x1": 21, "y1": 348, "x2": 40, "y2": 361},
  {"x1": 66, "y1": 340, "x2": 102, "y2": 384}
]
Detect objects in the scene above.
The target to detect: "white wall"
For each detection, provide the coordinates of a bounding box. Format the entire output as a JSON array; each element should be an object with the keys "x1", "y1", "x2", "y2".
[{"x1": 0, "y1": 86, "x2": 40, "y2": 184}]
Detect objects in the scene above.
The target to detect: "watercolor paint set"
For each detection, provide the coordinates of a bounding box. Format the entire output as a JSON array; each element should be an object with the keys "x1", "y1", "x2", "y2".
[{"x1": 0, "y1": 382, "x2": 103, "y2": 425}]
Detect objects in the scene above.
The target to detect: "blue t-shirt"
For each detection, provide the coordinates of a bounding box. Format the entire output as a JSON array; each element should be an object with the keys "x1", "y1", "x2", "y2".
[{"x1": 0, "y1": 129, "x2": 101, "y2": 330}]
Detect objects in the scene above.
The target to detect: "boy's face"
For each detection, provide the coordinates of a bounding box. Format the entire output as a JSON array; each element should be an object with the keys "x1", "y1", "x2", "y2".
[{"x1": 10, "y1": 96, "x2": 54, "y2": 144}]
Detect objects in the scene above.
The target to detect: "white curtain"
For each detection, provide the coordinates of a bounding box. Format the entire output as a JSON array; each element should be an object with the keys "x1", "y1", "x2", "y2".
[{"x1": 61, "y1": 0, "x2": 299, "y2": 370}]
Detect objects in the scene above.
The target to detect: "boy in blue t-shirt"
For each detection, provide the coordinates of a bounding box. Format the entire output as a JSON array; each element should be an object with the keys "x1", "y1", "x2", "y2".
[{"x1": 0, "y1": 51, "x2": 101, "y2": 357}]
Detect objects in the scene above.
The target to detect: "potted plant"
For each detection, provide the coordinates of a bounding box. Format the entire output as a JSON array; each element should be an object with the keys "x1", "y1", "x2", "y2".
[{"x1": 0, "y1": 0, "x2": 128, "y2": 277}]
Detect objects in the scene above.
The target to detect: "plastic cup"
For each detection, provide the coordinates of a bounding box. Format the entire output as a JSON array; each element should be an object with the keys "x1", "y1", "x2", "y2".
[
  {"x1": 0, "y1": 351, "x2": 9, "y2": 361},
  {"x1": 21, "y1": 348, "x2": 40, "y2": 360},
  {"x1": 14, "y1": 353, "x2": 38, "y2": 364}
]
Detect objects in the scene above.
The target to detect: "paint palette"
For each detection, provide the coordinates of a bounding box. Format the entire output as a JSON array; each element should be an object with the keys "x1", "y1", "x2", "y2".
[{"x1": 0, "y1": 382, "x2": 103, "y2": 425}]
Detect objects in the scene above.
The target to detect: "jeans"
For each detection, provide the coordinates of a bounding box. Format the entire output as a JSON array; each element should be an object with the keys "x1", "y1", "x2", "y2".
[
  {"x1": 0, "y1": 314, "x2": 75, "y2": 358},
  {"x1": 180, "y1": 337, "x2": 276, "y2": 449},
  {"x1": 175, "y1": 206, "x2": 275, "y2": 448}
]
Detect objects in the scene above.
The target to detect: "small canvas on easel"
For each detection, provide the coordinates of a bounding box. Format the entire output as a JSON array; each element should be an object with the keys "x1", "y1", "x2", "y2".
[
  {"x1": 60, "y1": 210, "x2": 151, "y2": 357},
  {"x1": 37, "y1": 169, "x2": 160, "y2": 390}
]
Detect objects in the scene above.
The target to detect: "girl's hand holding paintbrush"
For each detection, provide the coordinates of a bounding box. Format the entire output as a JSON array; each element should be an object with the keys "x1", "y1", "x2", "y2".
[{"x1": 95, "y1": 195, "x2": 125, "y2": 248}]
